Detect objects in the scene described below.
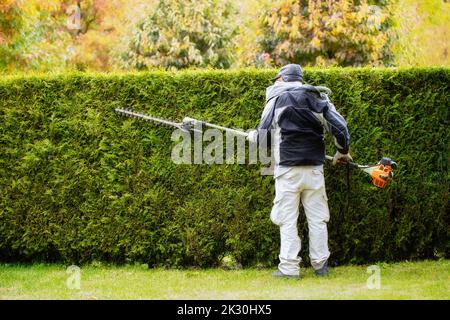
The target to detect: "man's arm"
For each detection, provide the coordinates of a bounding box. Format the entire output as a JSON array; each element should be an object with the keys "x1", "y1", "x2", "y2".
[
  {"x1": 322, "y1": 100, "x2": 350, "y2": 155},
  {"x1": 309, "y1": 91, "x2": 352, "y2": 164},
  {"x1": 247, "y1": 97, "x2": 277, "y2": 144}
]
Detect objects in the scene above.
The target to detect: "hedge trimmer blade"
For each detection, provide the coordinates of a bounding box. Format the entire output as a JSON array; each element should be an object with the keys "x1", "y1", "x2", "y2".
[{"x1": 114, "y1": 107, "x2": 200, "y2": 133}]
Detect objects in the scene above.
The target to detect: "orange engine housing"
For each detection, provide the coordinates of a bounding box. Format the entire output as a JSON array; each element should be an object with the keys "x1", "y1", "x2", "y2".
[{"x1": 370, "y1": 164, "x2": 393, "y2": 188}]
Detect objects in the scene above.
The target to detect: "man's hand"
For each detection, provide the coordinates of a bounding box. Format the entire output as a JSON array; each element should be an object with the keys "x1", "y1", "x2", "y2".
[{"x1": 332, "y1": 151, "x2": 353, "y2": 165}]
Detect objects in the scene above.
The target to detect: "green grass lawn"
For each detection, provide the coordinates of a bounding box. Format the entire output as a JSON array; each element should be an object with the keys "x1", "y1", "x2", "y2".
[{"x1": 0, "y1": 260, "x2": 449, "y2": 300}]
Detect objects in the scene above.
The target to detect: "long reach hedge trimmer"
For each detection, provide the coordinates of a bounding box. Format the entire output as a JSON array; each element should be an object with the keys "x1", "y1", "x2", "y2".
[
  {"x1": 115, "y1": 107, "x2": 248, "y2": 137},
  {"x1": 115, "y1": 107, "x2": 397, "y2": 188}
]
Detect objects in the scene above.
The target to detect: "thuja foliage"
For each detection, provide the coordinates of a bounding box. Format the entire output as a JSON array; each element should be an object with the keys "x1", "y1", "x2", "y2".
[{"x1": 0, "y1": 68, "x2": 448, "y2": 266}]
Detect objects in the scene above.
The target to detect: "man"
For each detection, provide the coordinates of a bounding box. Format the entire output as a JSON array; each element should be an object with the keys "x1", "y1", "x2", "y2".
[{"x1": 247, "y1": 64, "x2": 351, "y2": 278}]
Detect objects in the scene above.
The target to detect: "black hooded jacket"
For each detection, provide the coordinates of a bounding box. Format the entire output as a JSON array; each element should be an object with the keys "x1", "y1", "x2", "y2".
[{"x1": 254, "y1": 84, "x2": 350, "y2": 166}]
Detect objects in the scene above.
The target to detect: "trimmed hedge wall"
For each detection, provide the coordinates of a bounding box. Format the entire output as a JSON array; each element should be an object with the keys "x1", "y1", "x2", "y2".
[{"x1": 0, "y1": 68, "x2": 448, "y2": 266}]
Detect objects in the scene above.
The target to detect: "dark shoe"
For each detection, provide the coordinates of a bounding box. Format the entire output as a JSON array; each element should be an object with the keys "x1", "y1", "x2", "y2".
[
  {"x1": 272, "y1": 270, "x2": 300, "y2": 279},
  {"x1": 315, "y1": 261, "x2": 329, "y2": 277}
]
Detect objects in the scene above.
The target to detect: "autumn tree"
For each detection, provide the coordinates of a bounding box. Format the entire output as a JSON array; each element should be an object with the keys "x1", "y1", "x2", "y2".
[
  {"x1": 124, "y1": 0, "x2": 237, "y2": 69},
  {"x1": 392, "y1": 0, "x2": 450, "y2": 67},
  {"x1": 258, "y1": 0, "x2": 394, "y2": 67},
  {"x1": 0, "y1": 0, "x2": 74, "y2": 72},
  {"x1": 0, "y1": 0, "x2": 23, "y2": 70},
  {"x1": 63, "y1": 0, "x2": 157, "y2": 71}
]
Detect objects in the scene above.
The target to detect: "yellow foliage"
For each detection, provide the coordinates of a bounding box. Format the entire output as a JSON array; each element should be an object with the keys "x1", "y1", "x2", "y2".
[
  {"x1": 392, "y1": 0, "x2": 450, "y2": 66},
  {"x1": 258, "y1": 0, "x2": 392, "y2": 67},
  {"x1": 0, "y1": 0, "x2": 15, "y2": 11}
]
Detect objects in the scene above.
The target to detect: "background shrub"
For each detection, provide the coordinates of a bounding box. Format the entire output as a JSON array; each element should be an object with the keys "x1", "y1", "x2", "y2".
[{"x1": 0, "y1": 68, "x2": 448, "y2": 266}]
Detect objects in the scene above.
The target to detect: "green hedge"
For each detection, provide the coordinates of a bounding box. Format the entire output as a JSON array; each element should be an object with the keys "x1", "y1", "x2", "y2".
[{"x1": 0, "y1": 68, "x2": 448, "y2": 266}]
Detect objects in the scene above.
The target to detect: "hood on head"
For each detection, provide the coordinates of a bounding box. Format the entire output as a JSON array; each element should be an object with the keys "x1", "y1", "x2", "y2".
[{"x1": 266, "y1": 81, "x2": 302, "y2": 102}]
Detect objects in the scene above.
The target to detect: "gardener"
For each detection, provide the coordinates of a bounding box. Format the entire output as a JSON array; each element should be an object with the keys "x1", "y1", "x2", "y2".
[{"x1": 247, "y1": 64, "x2": 351, "y2": 278}]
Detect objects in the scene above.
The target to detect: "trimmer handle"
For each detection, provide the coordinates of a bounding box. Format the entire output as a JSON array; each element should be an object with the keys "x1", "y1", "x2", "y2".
[{"x1": 325, "y1": 155, "x2": 359, "y2": 168}]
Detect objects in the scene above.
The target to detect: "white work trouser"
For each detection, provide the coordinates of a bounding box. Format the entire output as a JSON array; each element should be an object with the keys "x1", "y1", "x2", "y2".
[{"x1": 271, "y1": 166, "x2": 330, "y2": 275}]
